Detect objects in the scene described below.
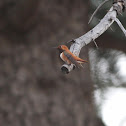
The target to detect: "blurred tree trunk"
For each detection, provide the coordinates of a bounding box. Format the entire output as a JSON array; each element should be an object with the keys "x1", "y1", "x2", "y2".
[{"x1": 0, "y1": 0, "x2": 105, "y2": 126}]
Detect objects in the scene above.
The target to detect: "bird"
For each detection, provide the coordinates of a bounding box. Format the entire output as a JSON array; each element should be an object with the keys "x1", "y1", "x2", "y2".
[{"x1": 57, "y1": 45, "x2": 88, "y2": 68}]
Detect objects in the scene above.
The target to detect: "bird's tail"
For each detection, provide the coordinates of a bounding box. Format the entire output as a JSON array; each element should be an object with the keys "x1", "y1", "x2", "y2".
[
  {"x1": 81, "y1": 60, "x2": 88, "y2": 63},
  {"x1": 77, "y1": 59, "x2": 88, "y2": 64}
]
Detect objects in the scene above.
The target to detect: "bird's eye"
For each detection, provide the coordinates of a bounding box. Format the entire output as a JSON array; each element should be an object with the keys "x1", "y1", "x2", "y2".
[{"x1": 60, "y1": 46, "x2": 63, "y2": 49}]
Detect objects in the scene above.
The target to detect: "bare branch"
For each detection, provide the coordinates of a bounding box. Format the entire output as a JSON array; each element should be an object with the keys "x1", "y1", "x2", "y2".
[
  {"x1": 88, "y1": 0, "x2": 110, "y2": 24},
  {"x1": 61, "y1": 7, "x2": 117, "y2": 74},
  {"x1": 93, "y1": 39, "x2": 99, "y2": 49},
  {"x1": 112, "y1": 17, "x2": 126, "y2": 36},
  {"x1": 61, "y1": 1, "x2": 126, "y2": 74}
]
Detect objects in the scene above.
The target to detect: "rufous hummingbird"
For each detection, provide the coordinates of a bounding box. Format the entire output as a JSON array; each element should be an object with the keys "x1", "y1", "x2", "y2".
[{"x1": 57, "y1": 45, "x2": 88, "y2": 68}]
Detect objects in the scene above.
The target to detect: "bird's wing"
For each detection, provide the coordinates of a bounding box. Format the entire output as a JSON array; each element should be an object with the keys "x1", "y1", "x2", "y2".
[{"x1": 63, "y1": 51, "x2": 80, "y2": 68}]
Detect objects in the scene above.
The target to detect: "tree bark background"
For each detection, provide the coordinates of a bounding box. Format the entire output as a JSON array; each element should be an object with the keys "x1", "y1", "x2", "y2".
[{"x1": 0, "y1": 0, "x2": 118, "y2": 126}]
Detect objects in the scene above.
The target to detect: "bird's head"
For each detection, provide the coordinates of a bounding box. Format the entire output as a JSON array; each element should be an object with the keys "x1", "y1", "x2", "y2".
[{"x1": 57, "y1": 45, "x2": 69, "y2": 52}]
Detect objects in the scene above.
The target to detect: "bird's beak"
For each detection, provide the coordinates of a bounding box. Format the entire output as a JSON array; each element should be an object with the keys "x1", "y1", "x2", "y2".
[{"x1": 52, "y1": 46, "x2": 58, "y2": 49}]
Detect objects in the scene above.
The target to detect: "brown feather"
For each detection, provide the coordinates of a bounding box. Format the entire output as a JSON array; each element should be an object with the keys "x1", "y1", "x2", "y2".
[{"x1": 65, "y1": 50, "x2": 88, "y2": 63}]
